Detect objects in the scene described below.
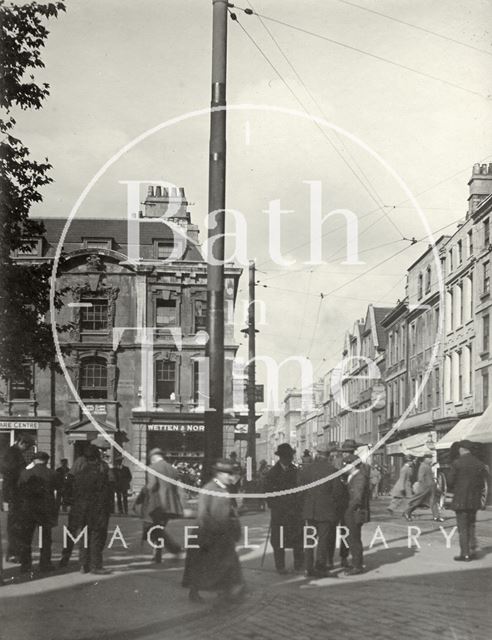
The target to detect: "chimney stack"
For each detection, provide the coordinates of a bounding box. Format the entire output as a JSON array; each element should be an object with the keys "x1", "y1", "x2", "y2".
[{"x1": 468, "y1": 162, "x2": 492, "y2": 215}]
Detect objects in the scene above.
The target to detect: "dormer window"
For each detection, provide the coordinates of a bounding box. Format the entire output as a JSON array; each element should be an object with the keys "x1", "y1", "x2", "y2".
[
  {"x1": 156, "y1": 240, "x2": 174, "y2": 260},
  {"x1": 84, "y1": 238, "x2": 112, "y2": 250}
]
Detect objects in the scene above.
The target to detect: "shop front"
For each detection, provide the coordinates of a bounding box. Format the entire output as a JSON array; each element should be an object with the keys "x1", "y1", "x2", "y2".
[{"x1": 0, "y1": 418, "x2": 53, "y2": 462}]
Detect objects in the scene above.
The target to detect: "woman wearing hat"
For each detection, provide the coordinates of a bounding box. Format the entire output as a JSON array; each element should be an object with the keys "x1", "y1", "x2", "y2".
[{"x1": 182, "y1": 459, "x2": 244, "y2": 603}]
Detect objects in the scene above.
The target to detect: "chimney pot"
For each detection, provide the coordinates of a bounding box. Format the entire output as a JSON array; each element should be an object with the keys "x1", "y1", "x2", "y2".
[
  {"x1": 155, "y1": 186, "x2": 162, "y2": 197},
  {"x1": 179, "y1": 187, "x2": 186, "y2": 198},
  {"x1": 481, "y1": 164, "x2": 487, "y2": 174},
  {"x1": 162, "y1": 187, "x2": 168, "y2": 198},
  {"x1": 473, "y1": 163, "x2": 480, "y2": 174},
  {"x1": 488, "y1": 163, "x2": 492, "y2": 174},
  {"x1": 171, "y1": 187, "x2": 177, "y2": 196},
  {"x1": 148, "y1": 186, "x2": 154, "y2": 197}
]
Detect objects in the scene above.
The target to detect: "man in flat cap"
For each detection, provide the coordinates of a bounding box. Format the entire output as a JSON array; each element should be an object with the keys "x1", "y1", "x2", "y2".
[
  {"x1": 1, "y1": 432, "x2": 35, "y2": 562},
  {"x1": 145, "y1": 448, "x2": 184, "y2": 563},
  {"x1": 264, "y1": 443, "x2": 304, "y2": 574},
  {"x1": 448, "y1": 440, "x2": 488, "y2": 561},
  {"x1": 17, "y1": 451, "x2": 57, "y2": 574}
]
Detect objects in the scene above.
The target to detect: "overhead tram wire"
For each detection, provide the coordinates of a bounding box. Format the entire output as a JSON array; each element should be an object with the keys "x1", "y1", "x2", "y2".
[
  {"x1": 245, "y1": 0, "x2": 406, "y2": 240},
  {"x1": 332, "y1": 0, "x2": 492, "y2": 58},
  {"x1": 255, "y1": 152, "x2": 492, "y2": 271},
  {"x1": 230, "y1": 5, "x2": 488, "y2": 99},
  {"x1": 232, "y1": 7, "x2": 407, "y2": 241}
]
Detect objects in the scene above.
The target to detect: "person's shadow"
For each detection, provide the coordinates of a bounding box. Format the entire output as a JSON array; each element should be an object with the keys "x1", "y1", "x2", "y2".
[{"x1": 361, "y1": 545, "x2": 418, "y2": 571}]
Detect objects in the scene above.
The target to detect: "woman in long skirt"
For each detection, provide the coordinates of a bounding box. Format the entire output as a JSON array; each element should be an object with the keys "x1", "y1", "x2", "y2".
[{"x1": 182, "y1": 460, "x2": 244, "y2": 603}]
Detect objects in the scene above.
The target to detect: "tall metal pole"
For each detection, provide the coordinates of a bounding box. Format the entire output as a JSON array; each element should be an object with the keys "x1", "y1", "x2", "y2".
[
  {"x1": 246, "y1": 260, "x2": 257, "y2": 473},
  {"x1": 204, "y1": 0, "x2": 228, "y2": 474}
]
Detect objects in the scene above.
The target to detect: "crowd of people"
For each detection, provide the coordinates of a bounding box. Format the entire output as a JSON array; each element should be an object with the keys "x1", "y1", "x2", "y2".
[{"x1": 0, "y1": 433, "x2": 489, "y2": 599}]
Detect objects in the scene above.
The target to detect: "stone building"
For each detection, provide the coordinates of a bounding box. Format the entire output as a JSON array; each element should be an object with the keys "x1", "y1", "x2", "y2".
[{"x1": 0, "y1": 186, "x2": 242, "y2": 488}]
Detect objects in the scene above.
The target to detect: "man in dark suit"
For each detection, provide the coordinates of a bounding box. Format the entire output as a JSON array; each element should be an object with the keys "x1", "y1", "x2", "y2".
[
  {"x1": 300, "y1": 448, "x2": 346, "y2": 577},
  {"x1": 342, "y1": 453, "x2": 370, "y2": 575},
  {"x1": 1, "y1": 433, "x2": 34, "y2": 562},
  {"x1": 264, "y1": 443, "x2": 304, "y2": 574},
  {"x1": 17, "y1": 451, "x2": 57, "y2": 574},
  {"x1": 448, "y1": 439, "x2": 488, "y2": 561}
]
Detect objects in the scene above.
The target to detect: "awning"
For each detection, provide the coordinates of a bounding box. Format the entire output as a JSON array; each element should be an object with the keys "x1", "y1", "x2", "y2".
[
  {"x1": 386, "y1": 431, "x2": 434, "y2": 456},
  {"x1": 435, "y1": 406, "x2": 492, "y2": 449}
]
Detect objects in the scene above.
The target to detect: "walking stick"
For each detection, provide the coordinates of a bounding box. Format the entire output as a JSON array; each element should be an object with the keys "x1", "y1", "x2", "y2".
[{"x1": 261, "y1": 522, "x2": 271, "y2": 568}]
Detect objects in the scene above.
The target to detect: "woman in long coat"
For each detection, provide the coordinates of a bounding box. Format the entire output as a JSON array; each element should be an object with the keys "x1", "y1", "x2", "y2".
[
  {"x1": 403, "y1": 455, "x2": 444, "y2": 521},
  {"x1": 182, "y1": 460, "x2": 243, "y2": 603},
  {"x1": 387, "y1": 456, "x2": 415, "y2": 515}
]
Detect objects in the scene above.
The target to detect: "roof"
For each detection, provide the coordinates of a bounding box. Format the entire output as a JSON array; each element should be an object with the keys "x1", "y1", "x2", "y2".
[
  {"x1": 37, "y1": 218, "x2": 204, "y2": 261},
  {"x1": 372, "y1": 305, "x2": 394, "y2": 348}
]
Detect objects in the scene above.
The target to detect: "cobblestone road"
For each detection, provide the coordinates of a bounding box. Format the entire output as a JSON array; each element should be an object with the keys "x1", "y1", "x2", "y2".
[{"x1": 1, "y1": 500, "x2": 491, "y2": 640}]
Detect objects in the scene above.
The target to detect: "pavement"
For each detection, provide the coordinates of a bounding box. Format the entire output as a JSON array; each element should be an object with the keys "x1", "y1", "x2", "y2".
[{"x1": 1, "y1": 498, "x2": 491, "y2": 640}]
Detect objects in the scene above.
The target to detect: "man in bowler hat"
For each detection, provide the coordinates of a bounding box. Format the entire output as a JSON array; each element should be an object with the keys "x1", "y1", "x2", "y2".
[
  {"x1": 264, "y1": 443, "x2": 304, "y2": 574},
  {"x1": 448, "y1": 440, "x2": 488, "y2": 561}
]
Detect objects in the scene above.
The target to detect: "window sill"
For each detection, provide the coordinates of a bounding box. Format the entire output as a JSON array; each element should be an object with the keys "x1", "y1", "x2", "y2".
[
  {"x1": 480, "y1": 291, "x2": 490, "y2": 301},
  {"x1": 479, "y1": 350, "x2": 490, "y2": 359}
]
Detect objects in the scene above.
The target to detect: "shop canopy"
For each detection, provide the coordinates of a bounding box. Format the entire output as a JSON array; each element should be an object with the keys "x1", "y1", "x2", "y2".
[
  {"x1": 65, "y1": 417, "x2": 117, "y2": 436},
  {"x1": 435, "y1": 406, "x2": 492, "y2": 449},
  {"x1": 386, "y1": 431, "x2": 434, "y2": 457}
]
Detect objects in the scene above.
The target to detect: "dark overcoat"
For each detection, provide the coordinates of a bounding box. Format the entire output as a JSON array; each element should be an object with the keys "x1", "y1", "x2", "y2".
[
  {"x1": 448, "y1": 452, "x2": 488, "y2": 512},
  {"x1": 146, "y1": 458, "x2": 184, "y2": 520},
  {"x1": 18, "y1": 464, "x2": 58, "y2": 527},
  {"x1": 182, "y1": 480, "x2": 242, "y2": 591},
  {"x1": 70, "y1": 459, "x2": 113, "y2": 529},
  {"x1": 344, "y1": 470, "x2": 371, "y2": 524},
  {"x1": 1, "y1": 446, "x2": 26, "y2": 503},
  {"x1": 300, "y1": 458, "x2": 347, "y2": 522},
  {"x1": 264, "y1": 462, "x2": 303, "y2": 549}
]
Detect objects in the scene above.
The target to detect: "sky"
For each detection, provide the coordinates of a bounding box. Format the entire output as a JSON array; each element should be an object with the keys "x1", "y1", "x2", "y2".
[{"x1": 15, "y1": 0, "x2": 492, "y2": 415}]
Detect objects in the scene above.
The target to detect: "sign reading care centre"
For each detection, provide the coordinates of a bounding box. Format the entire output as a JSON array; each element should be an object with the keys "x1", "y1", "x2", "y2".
[
  {"x1": 147, "y1": 424, "x2": 205, "y2": 433},
  {"x1": 0, "y1": 421, "x2": 40, "y2": 430}
]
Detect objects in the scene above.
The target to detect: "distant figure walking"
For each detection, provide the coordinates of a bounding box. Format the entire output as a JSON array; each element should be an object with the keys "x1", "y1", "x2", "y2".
[
  {"x1": 403, "y1": 454, "x2": 443, "y2": 522},
  {"x1": 448, "y1": 440, "x2": 488, "y2": 562},
  {"x1": 183, "y1": 459, "x2": 244, "y2": 603},
  {"x1": 387, "y1": 456, "x2": 415, "y2": 515},
  {"x1": 114, "y1": 457, "x2": 132, "y2": 515}
]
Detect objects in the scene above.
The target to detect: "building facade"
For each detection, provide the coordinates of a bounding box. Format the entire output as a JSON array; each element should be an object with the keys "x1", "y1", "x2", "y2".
[{"x1": 0, "y1": 186, "x2": 243, "y2": 488}]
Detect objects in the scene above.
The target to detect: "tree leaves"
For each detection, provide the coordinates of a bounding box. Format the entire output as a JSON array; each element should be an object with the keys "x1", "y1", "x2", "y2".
[{"x1": 0, "y1": 1, "x2": 67, "y2": 384}]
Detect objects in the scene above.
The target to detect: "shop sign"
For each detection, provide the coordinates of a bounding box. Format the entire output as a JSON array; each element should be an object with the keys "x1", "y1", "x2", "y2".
[
  {"x1": 85, "y1": 404, "x2": 107, "y2": 415},
  {"x1": 0, "y1": 421, "x2": 40, "y2": 430},
  {"x1": 148, "y1": 424, "x2": 205, "y2": 432}
]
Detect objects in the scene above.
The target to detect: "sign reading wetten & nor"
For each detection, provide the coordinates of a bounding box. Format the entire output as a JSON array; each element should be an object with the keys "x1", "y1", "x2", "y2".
[{"x1": 147, "y1": 424, "x2": 205, "y2": 432}]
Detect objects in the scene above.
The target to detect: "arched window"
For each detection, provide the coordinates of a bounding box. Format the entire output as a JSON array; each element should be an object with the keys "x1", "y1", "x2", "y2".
[{"x1": 80, "y1": 357, "x2": 107, "y2": 399}]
